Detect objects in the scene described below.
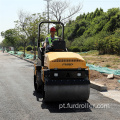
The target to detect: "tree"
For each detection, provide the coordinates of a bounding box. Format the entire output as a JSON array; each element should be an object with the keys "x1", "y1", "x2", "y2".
[
  {"x1": 15, "y1": 11, "x2": 46, "y2": 59},
  {"x1": 49, "y1": 0, "x2": 82, "y2": 22},
  {"x1": 24, "y1": 13, "x2": 46, "y2": 59},
  {"x1": 1, "y1": 29, "x2": 19, "y2": 52},
  {"x1": 15, "y1": 10, "x2": 30, "y2": 57},
  {"x1": 0, "y1": 39, "x2": 9, "y2": 50},
  {"x1": 48, "y1": 0, "x2": 82, "y2": 35}
]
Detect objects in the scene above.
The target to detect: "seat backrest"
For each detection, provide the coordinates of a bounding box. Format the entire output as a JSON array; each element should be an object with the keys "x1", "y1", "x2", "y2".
[{"x1": 52, "y1": 41, "x2": 66, "y2": 50}]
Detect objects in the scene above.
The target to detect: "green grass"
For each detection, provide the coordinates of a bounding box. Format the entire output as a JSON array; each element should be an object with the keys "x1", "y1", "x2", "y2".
[
  {"x1": 80, "y1": 50, "x2": 98, "y2": 56},
  {"x1": 105, "y1": 64, "x2": 111, "y2": 67}
]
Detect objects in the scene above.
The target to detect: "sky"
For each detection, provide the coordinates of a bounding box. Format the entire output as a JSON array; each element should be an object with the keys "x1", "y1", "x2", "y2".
[{"x1": 0, "y1": 0, "x2": 120, "y2": 42}]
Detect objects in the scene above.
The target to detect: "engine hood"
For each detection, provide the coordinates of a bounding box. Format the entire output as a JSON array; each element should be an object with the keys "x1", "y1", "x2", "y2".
[{"x1": 44, "y1": 52, "x2": 87, "y2": 69}]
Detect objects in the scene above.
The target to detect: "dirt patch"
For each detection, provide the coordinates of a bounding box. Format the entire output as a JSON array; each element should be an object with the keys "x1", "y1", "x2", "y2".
[
  {"x1": 80, "y1": 51, "x2": 120, "y2": 90},
  {"x1": 90, "y1": 70, "x2": 120, "y2": 90},
  {"x1": 81, "y1": 51, "x2": 120, "y2": 69}
]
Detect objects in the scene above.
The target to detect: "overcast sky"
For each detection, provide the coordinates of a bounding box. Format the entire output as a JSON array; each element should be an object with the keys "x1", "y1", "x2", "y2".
[{"x1": 0, "y1": 0, "x2": 120, "y2": 42}]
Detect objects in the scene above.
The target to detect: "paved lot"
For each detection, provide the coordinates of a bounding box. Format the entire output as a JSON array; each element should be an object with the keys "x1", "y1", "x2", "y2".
[{"x1": 0, "y1": 52, "x2": 120, "y2": 120}]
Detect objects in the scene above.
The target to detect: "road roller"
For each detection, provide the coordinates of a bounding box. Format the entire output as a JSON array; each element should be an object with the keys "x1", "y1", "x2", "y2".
[{"x1": 34, "y1": 21, "x2": 90, "y2": 102}]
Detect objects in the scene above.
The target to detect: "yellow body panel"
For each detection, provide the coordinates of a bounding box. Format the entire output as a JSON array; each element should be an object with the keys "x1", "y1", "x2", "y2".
[{"x1": 44, "y1": 52, "x2": 87, "y2": 69}]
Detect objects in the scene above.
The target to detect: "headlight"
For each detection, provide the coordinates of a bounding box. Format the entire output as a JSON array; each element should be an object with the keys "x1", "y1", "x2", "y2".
[
  {"x1": 77, "y1": 73, "x2": 81, "y2": 77},
  {"x1": 54, "y1": 73, "x2": 58, "y2": 77}
]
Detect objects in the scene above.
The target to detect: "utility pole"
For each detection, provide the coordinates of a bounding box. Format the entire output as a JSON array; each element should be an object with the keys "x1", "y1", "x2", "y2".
[{"x1": 44, "y1": 0, "x2": 52, "y2": 34}]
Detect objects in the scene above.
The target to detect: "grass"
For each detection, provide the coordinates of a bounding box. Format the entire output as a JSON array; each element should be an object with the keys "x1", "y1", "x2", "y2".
[
  {"x1": 105, "y1": 64, "x2": 111, "y2": 67},
  {"x1": 80, "y1": 50, "x2": 120, "y2": 69},
  {"x1": 80, "y1": 50, "x2": 98, "y2": 56}
]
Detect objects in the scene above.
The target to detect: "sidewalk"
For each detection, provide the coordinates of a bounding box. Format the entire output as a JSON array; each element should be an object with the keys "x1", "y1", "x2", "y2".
[{"x1": 100, "y1": 90, "x2": 120, "y2": 103}]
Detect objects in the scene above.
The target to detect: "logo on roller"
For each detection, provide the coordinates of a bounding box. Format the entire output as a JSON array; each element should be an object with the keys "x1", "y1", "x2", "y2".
[{"x1": 62, "y1": 63, "x2": 73, "y2": 66}]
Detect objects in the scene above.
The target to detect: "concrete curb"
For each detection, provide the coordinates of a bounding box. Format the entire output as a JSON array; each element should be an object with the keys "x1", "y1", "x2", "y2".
[
  {"x1": 9, "y1": 53, "x2": 35, "y2": 64},
  {"x1": 23, "y1": 58, "x2": 34, "y2": 64},
  {"x1": 9, "y1": 53, "x2": 108, "y2": 92},
  {"x1": 90, "y1": 81, "x2": 107, "y2": 92}
]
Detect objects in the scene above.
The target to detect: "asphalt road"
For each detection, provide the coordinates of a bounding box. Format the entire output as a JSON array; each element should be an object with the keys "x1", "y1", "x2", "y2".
[{"x1": 0, "y1": 51, "x2": 120, "y2": 120}]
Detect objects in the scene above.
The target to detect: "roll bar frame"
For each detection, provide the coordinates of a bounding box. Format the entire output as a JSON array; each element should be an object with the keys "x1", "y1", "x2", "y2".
[{"x1": 38, "y1": 21, "x2": 64, "y2": 48}]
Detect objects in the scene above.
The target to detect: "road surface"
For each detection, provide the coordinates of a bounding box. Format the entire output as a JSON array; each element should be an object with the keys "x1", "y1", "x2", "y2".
[{"x1": 0, "y1": 52, "x2": 120, "y2": 120}]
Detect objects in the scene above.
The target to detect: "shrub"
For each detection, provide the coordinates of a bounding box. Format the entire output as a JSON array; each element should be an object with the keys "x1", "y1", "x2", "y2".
[
  {"x1": 26, "y1": 46, "x2": 32, "y2": 51},
  {"x1": 18, "y1": 46, "x2": 24, "y2": 51},
  {"x1": 33, "y1": 46, "x2": 37, "y2": 51},
  {"x1": 68, "y1": 46, "x2": 80, "y2": 52}
]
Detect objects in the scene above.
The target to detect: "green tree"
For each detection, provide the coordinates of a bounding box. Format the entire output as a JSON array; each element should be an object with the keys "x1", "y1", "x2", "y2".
[
  {"x1": 15, "y1": 10, "x2": 30, "y2": 56},
  {"x1": 25, "y1": 13, "x2": 46, "y2": 59},
  {"x1": 15, "y1": 11, "x2": 46, "y2": 59},
  {"x1": 1, "y1": 29, "x2": 19, "y2": 52}
]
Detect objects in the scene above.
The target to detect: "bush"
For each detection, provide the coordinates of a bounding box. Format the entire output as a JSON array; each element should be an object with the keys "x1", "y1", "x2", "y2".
[
  {"x1": 96, "y1": 33, "x2": 120, "y2": 55},
  {"x1": 33, "y1": 46, "x2": 37, "y2": 51},
  {"x1": 18, "y1": 46, "x2": 24, "y2": 51},
  {"x1": 26, "y1": 46, "x2": 32, "y2": 51},
  {"x1": 68, "y1": 46, "x2": 80, "y2": 52}
]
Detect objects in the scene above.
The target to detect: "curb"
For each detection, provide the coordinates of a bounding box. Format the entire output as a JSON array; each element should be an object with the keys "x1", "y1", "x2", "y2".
[
  {"x1": 9, "y1": 53, "x2": 35, "y2": 64},
  {"x1": 9, "y1": 53, "x2": 108, "y2": 92},
  {"x1": 90, "y1": 81, "x2": 107, "y2": 92},
  {"x1": 23, "y1": 58, "x2": 34, "y2": 64}
]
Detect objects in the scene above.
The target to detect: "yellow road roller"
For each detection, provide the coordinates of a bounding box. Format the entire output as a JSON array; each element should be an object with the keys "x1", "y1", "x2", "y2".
[{"x1": 34, "y1": 21, "x2": 90, "y2": 102}]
